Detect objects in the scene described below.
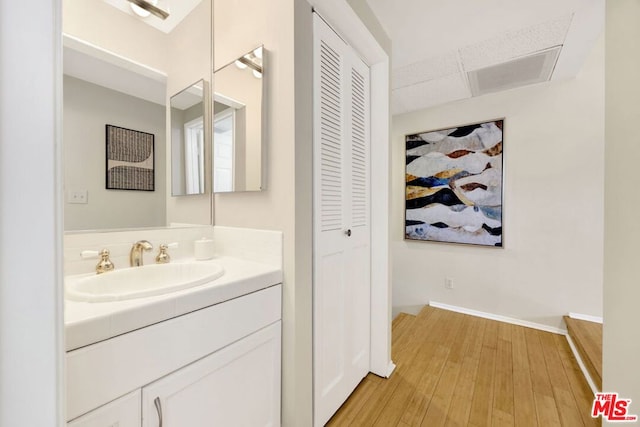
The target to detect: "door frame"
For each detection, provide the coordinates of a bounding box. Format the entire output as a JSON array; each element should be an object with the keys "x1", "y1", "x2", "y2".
[{"x1": 310, "y1": 0, "x2": 394, "y2": 379}]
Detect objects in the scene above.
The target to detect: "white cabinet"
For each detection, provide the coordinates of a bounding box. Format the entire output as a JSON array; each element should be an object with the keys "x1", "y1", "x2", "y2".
[
  {"x1": 67, "y1": 390, "x2": 141, "y2": 427},
  {"x1": 142, "y1": 322, "x2": 281, "y2": 427},
  {"x1": 66, "y1": 285, "x2": 282, "y2": 426}
]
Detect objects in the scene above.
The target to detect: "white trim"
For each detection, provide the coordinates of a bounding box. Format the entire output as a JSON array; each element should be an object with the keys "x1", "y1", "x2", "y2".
[
  {"x1": 565, "y1": 334, "x2": 599, "y2": 395},
  {"x1": 368, "y1": 60, "x2": 391, "y2": 377},
  {"x1": 310, "y1": 0, "x2": 387, "y2": 64},
  {"x1": 62, "y1": 33, "x2": 167, "y2": 83},
  {"x1": 384, "y1": 361, "x2": 397, "y2": 378},
  {"x1": 1, "y1": 1, "x2": 65, "y2": 425},
  {"x1": 569, "y1": 312, "x2": 603, "y2": 324},
  {"x1": 213, "y1": 92, "x2": 244, "y2": 110},
  {"x1": 429, "y1": 301, "x2": 567, "y2": 335}
]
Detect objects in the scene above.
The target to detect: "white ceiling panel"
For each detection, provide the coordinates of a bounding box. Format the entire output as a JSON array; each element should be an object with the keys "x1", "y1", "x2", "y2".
[
  {"x1": 392, "y1": 73, "x2": 471, "y2": 115},
  {"x1": 367, "y1": 0, "x2": 604, "y2": 115},
  {"x1": 393, "y1": 51, "x2": 459, "y2": 90},
  {"x1": 459, "y1": 15, "x2": 572, "y2": 71}
]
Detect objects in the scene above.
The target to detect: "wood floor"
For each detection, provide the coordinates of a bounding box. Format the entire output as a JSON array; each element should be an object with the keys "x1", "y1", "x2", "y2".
[
  {"x1": 563, "y1": 316, "x2": 602, "y2": 391},
  {"x1": 327, "y1": 306, "x2": 599, "y2": 427}
]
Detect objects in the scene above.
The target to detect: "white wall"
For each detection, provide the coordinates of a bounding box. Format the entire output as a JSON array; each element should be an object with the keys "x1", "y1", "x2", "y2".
[
  {"x1": 391, "y1": 35, "x2": 604, "y2": 329},
  {"x1": 213, "y1": 0, "x2": 312, "y2": 424},
  {"x1": 64, "y1": 76, "x2": 167, "y2": 230},
  {"x1": 603, "y1": 0, "x2": 640, "y2": 411},
  {"x1": 63, "y1": 0, "x2": 167, "y2": 71},
  {"x1": 346, "y1": 0, "x2": 392, "y2": 55},
  {"x1": 165, "y1": 0, "x2": 213, "y2": 225},
  {"x1": 0, "y1": 1, "x2": 64, "y2": 425}
]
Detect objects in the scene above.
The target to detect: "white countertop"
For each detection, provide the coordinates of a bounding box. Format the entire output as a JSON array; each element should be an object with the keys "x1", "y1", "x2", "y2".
[{"x1": 64, "y1": 256, "x2": 282, "y2": 351}]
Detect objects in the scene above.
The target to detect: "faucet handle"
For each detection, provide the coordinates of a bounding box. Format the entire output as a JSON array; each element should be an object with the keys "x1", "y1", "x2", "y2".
[
  {"x1": 96, "y1": 249, "x2": 115, "y2": 274},
  {"x1": 156, "y1": 242, "x2": 178, "y2": 264},
  {"x1": 80, "y1": 250, "x2": 100, "y2": 259}
]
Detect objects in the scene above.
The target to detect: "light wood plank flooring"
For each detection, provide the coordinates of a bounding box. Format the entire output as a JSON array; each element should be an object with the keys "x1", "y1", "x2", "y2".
[
  {"x1": 327, "y1": 307, "x2": 599, "y2": 426},
  {"x1": 563, "y1": 316, "x2": 602, "y2": 391}
]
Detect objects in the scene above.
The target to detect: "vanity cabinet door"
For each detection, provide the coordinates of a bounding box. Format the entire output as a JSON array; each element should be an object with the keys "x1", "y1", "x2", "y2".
[
  {"x1": 67, "y1": 390, "x2": 141, "y2": 427},
  {"x1": 141, "y1": 321, "x2": 281, "y2": 427}
]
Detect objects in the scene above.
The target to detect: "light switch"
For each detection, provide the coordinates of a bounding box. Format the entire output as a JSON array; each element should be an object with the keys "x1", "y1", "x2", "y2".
[{"x1": 68, "y1": 190, "x2": 88, "y2": 204}]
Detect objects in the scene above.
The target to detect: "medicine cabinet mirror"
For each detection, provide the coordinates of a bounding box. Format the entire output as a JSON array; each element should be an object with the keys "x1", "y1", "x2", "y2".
[
  {"x1": 62, "y1": 0, "x2": 212, "y2": 231},
  {"x1": 213, "y1": 46, "x2": 265, "y2": 193},
  {"x1": 171, "y1": 80, "x2": 209, "y2": 196}
]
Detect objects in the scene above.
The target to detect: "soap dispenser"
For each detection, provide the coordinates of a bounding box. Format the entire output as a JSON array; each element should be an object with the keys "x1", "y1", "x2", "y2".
[{"x1": 96, "y1": 249, "x2": 115, "y2": 274}]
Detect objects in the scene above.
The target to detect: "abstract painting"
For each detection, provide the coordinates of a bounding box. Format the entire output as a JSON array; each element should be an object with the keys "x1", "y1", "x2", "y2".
[
  {"x1": 106, "y1": 125, "x2": 155, "y2": 191},
  {"x1": 405, "y1": 119, "x2": 503, "y2": 247}
]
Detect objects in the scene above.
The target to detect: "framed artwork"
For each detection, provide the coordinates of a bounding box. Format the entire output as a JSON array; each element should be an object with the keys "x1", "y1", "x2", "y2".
[
  {"x1": 405, "y1": 119, "x2": 504, "y2": 247},
  {"x1": 105, "y1": 124, "x2": 155, "y2": 191}
]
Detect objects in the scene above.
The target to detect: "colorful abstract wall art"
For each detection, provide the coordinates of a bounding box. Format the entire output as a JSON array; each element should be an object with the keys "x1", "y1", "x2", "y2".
[
  {"x1": 405, "y1": 119, "x2": 503, "y2": 247},
  {"x1": 106, "y1": 125, "x2": 155, "y2": 191}
]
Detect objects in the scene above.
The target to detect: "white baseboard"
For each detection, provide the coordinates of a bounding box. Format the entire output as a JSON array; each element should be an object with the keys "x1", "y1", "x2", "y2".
[
  {"x1": 566, "y1": 334, "x2": 599, "y2": 395},
  {"x1": 569, "y1": 312, "x2": 603, "y2": 324},
  {"x1": 429, "y1": 301, "x2": 567, "y2": 335},
  {"x1": 385, "y1": 361, "x2": 396, "y2": 378}
]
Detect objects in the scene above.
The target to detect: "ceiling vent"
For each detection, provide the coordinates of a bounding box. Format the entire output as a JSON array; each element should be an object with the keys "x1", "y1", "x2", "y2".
[{"x1": 467, "y1": 46, "x2": 561, "y2": 97}]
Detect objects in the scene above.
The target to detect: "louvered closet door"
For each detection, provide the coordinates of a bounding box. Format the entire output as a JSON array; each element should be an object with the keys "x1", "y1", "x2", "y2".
[{"x1": 313, "y1": 14, "x2": 371, "y2": 427}]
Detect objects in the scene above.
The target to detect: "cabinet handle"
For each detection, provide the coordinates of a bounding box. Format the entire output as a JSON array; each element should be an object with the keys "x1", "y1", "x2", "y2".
[
  {"x1": 345, "y1": 229, "x2": 352, "y2": 237},
  {"x1": 154, "y1": 397, "x2": 163, "y2": 427}
]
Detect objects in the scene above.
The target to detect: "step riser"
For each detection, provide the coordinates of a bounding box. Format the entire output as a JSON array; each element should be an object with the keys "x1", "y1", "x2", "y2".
[{"x1": 564, "y1": 315, "x2": 602, "y2": 391}]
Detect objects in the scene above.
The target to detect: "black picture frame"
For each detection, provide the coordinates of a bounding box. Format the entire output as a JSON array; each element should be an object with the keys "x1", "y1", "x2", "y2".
[{"x1": 105, "y1": 124, "x2": 155, "y2": 191}]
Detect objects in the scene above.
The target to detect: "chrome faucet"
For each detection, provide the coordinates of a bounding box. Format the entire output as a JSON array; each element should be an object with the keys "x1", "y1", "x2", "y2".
[{"x1": 130, "y1": 240, "x2": 153, "y2": 267}]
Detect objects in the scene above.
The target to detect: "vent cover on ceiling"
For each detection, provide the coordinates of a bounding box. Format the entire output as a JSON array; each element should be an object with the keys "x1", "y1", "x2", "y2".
[{"x1": 467, "y1": 46, "x2": 562, "y2": 97}]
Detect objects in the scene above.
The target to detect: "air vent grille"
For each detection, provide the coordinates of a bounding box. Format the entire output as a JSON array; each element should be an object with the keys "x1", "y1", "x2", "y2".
[{"x1": 468, "y1": 46, "x2": 561, "y2": 97}]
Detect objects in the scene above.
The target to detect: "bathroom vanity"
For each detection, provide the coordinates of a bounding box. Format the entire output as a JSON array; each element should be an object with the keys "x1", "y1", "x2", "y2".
[{"x1": 64, "y1": 227, "x2": 283, "y2": 427}]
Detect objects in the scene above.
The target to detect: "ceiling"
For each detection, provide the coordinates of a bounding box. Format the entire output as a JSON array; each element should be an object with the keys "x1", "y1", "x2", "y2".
[
  {"x1": 103, "y1": 0, "x2": 202, "y2": 33},
  {"x1": 366, "y1": 0, "x2": 604, "y2": 115},
  {"x1": 64, "y1": 0, "x2": 205, "y2": 105}
]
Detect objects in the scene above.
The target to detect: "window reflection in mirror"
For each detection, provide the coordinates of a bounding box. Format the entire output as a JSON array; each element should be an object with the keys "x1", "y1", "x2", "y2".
[
  {"x1": 170, "y1": 80, "x2": 209, "y2": 196},
  {"x1": 213, "y1": 95, "x2": 245, "y2": 192},
  {"x1": 213, "y1": 46, "x2": 264, "y2": 193}
]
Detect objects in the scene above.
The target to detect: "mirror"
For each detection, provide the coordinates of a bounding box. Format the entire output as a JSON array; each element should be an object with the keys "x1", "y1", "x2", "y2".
[
  {"x1": 171, "y1": 80, "x2": 209, "y2": 196},
  {"x1": 63, "y1": 36, "x2": 168, "y2": 231},
  {"x1": 213, "y1": 46, "x2": 265, "y2": 193},
  {"x1": 62, "y1": 0, "x2": 212, "y2": 231}
]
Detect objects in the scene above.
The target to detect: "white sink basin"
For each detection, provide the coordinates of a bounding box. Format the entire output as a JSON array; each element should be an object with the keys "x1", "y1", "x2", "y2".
[{"x1": 65, "y1": 262, "x2": 225, "y2": 302}]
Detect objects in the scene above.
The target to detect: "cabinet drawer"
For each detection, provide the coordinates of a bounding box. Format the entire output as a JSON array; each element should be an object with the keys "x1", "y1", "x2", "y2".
[{"x1": 67, "y1": 390, "x2": 141, "y2": 427}]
